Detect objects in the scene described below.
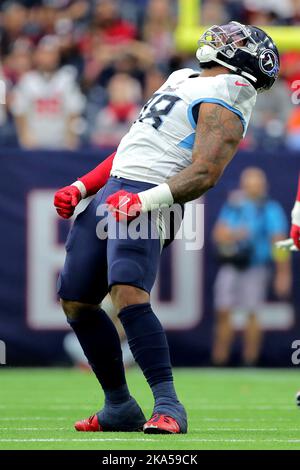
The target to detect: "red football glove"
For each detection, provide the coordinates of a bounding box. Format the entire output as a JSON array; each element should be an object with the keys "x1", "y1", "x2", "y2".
[
  {"x1": 106, "y1": 190, "x2": 142, "y2": 222},
  {"x1": 290, "y1": 224, "x2": 300, "y2": 250},
  {"x1": 54, "y1": 185, "x2": 82, "y2": 219}
]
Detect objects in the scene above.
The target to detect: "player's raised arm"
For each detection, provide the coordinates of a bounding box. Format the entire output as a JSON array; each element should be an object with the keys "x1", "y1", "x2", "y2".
[
  {"x1": 167, "y1": 102, "x2": 244, "y2": 203},
  {"x1": 106, "y1": 103, "x2": 243, "y2": 221}
]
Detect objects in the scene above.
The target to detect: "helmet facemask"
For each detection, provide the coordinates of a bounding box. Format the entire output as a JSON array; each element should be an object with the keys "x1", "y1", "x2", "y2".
[{"x1": 196, "y1": 22, "x2": 260, "y2": 83}]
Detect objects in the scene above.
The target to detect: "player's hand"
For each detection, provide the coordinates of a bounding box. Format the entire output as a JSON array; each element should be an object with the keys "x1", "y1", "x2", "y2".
[
  {"x1": 54, "y1": 185, "x2": 82, "y2": 219},
  {"x1": 106, "y1": 190, "x2": 142, "y2": 222},
  {"x1": 290, "y1": 224, "x2": 300, "y2": 250}
]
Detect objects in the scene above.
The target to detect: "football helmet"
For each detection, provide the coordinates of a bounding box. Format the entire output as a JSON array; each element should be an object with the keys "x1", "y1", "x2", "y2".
[{"x1": 196, "y1": 21, "x2": 280, "y2": 92}]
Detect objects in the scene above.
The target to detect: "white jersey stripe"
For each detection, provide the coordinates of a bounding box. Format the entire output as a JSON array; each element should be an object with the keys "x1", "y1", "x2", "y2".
[{"x1": 187, "y1": 98, "x2": 247, "y2": 133}]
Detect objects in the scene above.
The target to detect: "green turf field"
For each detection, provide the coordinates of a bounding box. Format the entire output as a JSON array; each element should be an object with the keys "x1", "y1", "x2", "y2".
[{"x1": 0, "y1": 367, "x2": 300, "y2": 450}]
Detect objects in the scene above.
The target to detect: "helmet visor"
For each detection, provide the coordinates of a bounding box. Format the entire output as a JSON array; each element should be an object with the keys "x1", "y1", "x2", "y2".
[{"x1": 198, "y1": 22, "x2": 257, "y2": 57}]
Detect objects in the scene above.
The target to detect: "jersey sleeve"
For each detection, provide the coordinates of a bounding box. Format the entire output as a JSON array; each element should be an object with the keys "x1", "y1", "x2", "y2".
[
  {"x1": 79, "y1": 151, "x2": 116, "y2": 195},
  {"x1": 183, "y1": 74, "x2": 257, "y2": 137},
  {"x1": 158, "y1": 68, "x2": 195, "y2": 92}
]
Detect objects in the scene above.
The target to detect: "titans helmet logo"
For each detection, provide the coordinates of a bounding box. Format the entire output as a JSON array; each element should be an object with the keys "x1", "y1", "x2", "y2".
[{"x1": 259, "y1": 49, "x2": 279, "y2": 78}]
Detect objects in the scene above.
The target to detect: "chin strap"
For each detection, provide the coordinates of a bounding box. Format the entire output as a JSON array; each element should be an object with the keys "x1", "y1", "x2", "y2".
[
  {"x1": 211, "y1": 56, "x2": 257, "y2": 84},
  {"x1": 196, "y1": 46, "x2": 257, "y2": 85}
]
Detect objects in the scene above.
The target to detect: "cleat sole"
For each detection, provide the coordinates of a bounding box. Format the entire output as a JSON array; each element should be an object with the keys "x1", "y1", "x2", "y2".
[{"x1": 143, "y1": 424, "x2": 183, "y2": 434}]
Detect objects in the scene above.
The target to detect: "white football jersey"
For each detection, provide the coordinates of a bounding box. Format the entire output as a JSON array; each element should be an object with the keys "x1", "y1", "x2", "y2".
[
  {"x1": 111, "y1": 68, "x2": 257, "y2": 185},
  {"x1": 11, "y1": 67, "x2": 85, "y2": 148}
]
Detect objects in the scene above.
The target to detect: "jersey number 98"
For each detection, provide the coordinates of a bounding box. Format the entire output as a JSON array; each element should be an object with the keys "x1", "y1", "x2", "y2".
[{"x1": 138, "y1": 93, "x2": 180, "y2": 130}]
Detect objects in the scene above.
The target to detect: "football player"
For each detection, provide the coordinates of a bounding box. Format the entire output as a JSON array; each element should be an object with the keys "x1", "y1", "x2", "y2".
[
  {"x1": 290, "y1": 175, "x2": 300, "y2": 250},
  {"x1": 54, "y1": 22, "x2": 280, "y2": 434}
]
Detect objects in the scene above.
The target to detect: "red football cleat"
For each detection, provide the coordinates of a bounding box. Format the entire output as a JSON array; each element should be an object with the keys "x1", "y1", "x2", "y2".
[
  {"x1": 74, "y1": 414, "x2": 102, "y2": 432},
  {"x1": 74, "y1": 397, "x2": 146, "y2": 432},
  {"x1": 143, "y1": 414, "x2": 181, "y2": 434}
]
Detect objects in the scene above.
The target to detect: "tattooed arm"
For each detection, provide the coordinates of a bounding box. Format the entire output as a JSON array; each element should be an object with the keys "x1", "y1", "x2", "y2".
[
  {"x1": 106, "y1": 102, "x2": 244, "y2": 218},
  {"x1": 167, "y1": 102, "x2": 244, "y2": 204}
]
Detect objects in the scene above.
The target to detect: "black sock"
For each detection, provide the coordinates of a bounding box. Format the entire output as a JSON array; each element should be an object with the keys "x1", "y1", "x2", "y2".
[
  {"x1": 68, "y1": 307, "x2": 130, "y2": 404},
  {"x1": 119, "y1": 303, "x2": 178, "y2": 401}
]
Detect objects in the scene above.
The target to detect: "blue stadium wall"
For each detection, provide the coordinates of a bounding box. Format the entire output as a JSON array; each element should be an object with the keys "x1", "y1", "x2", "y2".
[{"x1": 0, "y1": 148, "x2": 299, "y2": 367}]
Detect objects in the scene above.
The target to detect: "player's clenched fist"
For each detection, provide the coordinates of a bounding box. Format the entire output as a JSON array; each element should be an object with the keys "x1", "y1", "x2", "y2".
[
  {"x1": 106, "y1": 183, "x2": 174, "y2": 221},
  {"x1": 54, "y1": 185, "x2": 83, "y2": 219},
  {"x1": 53, "y1": 151, "x2": 117, "y2": 219},
  {"x1": 106, "y1": 190, "x2": 142, "y2": 222}
]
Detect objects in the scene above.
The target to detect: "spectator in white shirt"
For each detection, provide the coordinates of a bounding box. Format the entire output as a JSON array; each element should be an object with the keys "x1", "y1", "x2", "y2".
[{"x1": 11, "y1": 35, "x2": 85, "y2": 150}]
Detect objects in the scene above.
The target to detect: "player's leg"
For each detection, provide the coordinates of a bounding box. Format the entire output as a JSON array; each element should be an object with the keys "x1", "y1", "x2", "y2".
[
  {"x1": 58, "y1": 190, "x2": 145, "y2": 431},
  {"x1": 107, "y1": 193, "x2": 187, "y2": 434},
  {"x1": 101, "y1": 294, "x2": 135, "y2": 368},
  {"x1": 63, "y1": 294, "x2": 134, "y2": 369},
  {"x1": 112, "y1": 284, "x2": 186, "y2": 434}
]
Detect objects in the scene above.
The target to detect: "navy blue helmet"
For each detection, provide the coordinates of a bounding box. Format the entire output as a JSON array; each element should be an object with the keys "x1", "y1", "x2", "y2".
[{"x1": 196, "y1": 21, "x2": 280, "y2": 92}]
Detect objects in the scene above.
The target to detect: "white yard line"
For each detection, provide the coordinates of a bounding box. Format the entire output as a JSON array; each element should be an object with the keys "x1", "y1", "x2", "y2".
[
  {"x1": 1, "y1": 427, "x2": 300, "y2": 433},
  {"x1": 0, "y1": 416, "x2": 294, "y2": 422},
  {"x1": 0, "y1": 438, "x2": 157, "y2": 442},
  {"x1": 0, "y1": 437, "x2": 300, "y2": 444}
]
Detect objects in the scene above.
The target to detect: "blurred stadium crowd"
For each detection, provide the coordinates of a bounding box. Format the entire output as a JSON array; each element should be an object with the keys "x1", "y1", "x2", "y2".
[{"x1": 0, "y1": 0, "x2": 300, "y2": 150}]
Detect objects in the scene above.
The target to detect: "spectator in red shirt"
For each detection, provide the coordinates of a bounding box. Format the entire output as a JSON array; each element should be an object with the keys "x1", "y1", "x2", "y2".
[
  {"x1": 94, "y1": 0, "x2": 137, "y2": 45},
  {"x1": 79, "y1": 0, "x2": 137, "y2": 57},
  {"x1": 90, "y1": 72, "x2": 141, "y2": 148}
]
